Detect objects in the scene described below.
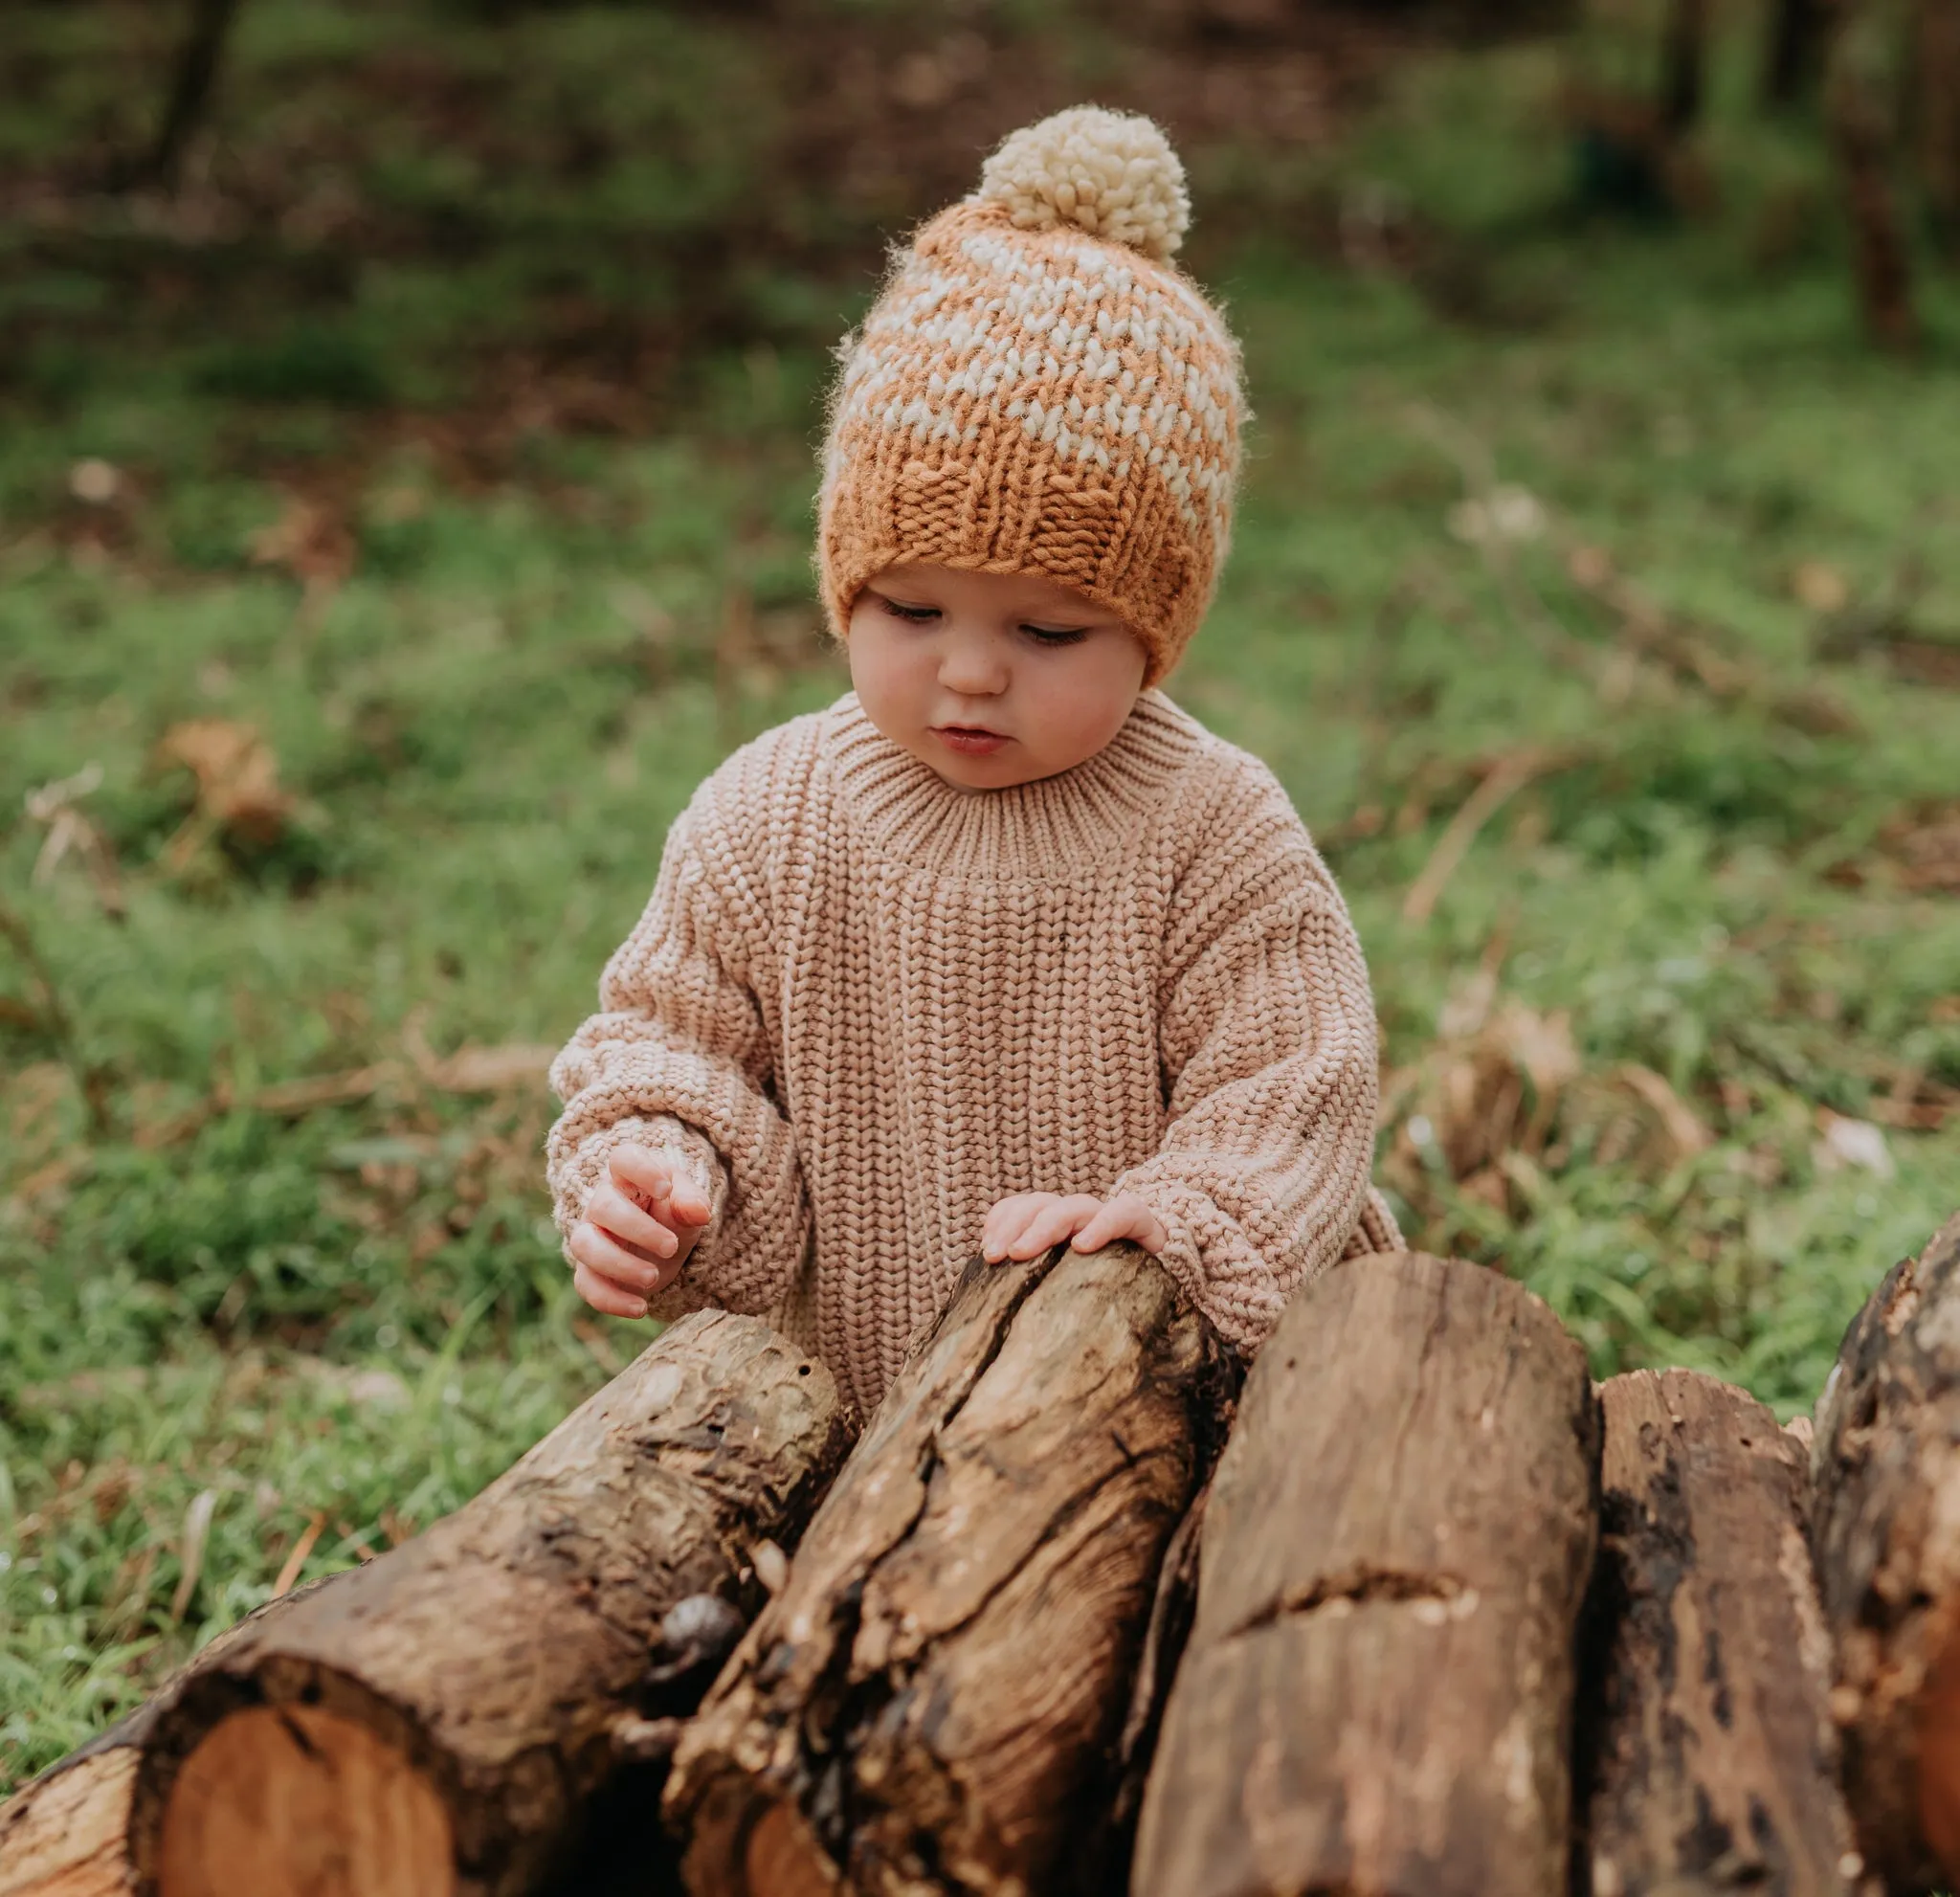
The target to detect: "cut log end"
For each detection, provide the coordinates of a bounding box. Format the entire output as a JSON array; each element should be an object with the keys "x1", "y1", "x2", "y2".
[
  {"x1": 740, "y1": 1800, "x2": 840, "y2": 1897},
  {"x1": 1920, "y1": 1627, "x2": 1960, "y2": 1876},
  {"x1": 155, "y1": 1706, "x2": 453, "y2": 1897}
]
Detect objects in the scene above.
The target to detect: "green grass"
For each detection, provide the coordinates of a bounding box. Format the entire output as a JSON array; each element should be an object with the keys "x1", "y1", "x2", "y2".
[{"x1": 5, "y1": 9, "x2": 1960, "y2": 1792}]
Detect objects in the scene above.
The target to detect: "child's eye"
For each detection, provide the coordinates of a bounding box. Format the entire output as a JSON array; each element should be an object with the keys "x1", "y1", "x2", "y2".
[
  {"x1": 878, "y1": 596, "x2": 939, "y2": 623},
  {"x1": 1022, "y1": 625, "x2": 1089, "y2": 646}
]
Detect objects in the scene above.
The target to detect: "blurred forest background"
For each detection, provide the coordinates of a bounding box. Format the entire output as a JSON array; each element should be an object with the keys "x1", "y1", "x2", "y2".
[{"x1": 2, "y1": 0, "x2": 1958, "y2": 1787}]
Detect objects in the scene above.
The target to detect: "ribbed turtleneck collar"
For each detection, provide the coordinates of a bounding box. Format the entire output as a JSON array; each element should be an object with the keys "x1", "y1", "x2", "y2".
[{"x1": 822, "y1": 689, "x2": 1207, "y2": 882}]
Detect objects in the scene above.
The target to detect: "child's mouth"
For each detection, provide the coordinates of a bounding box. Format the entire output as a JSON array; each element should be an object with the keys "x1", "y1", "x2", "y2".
[{"x1": 932, "y1": 725, "x2": 1010, "y2": 756}]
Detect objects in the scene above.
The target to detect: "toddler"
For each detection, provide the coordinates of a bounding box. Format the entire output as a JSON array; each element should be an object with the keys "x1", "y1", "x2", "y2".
[{"x1": 546, "y1": 106, "x2": 1400, "y2": 1417}]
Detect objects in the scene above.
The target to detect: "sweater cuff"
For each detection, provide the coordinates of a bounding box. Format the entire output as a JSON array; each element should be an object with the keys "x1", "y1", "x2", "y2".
[
  {"x1": 551, "y1": 1113, "x2": 728, "y2": 1234},
  {"x1": 1111, "y1": 1173, "x2": 1285, "y2": 1353},
  {"x1": 551, "y1": 1114, "x2": 732, "y2": 1326}
]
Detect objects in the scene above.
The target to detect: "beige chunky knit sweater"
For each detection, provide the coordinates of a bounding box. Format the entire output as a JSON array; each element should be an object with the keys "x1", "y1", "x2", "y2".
[{"x1": 546, "y1": 689, "x2": 1399, "y2": 1416}]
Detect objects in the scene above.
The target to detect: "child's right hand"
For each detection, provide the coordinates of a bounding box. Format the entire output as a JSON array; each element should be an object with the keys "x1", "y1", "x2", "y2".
[{"x1": 568, "y1": 1144, "x2": 714, "y2": 1319}]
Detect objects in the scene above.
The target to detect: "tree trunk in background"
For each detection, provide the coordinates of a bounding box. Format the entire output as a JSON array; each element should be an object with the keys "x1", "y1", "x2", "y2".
[
  {"x1": 1825, "y1": 4, "x2": 1919, "y2": 350},
  {"x1": 131, "y1": 0, "x2": 245, "y2": 190},
  {"x1": 1577, "y1": 1371, "x2": 1863, "y2": 1897},
  {"x1": 1660, "y1": 0, "x2": 1711, "y2": 134},
  {"x1": 1764, "y1": 0, "x2": 1831, "y2": 109},
  {"x1": 1811, "y1": 1212, "x2": 1960, "y2": 1891},
  {"x1": 1918, "y1": 0, "x2": 1960, "y2": 257},
  {"x1": 665, "y1": 1243, "x2": 1236, "y2": 1897},
  {"x1": 0, "y1": 1313, "x2": 853, "y2": 1897},
  {"x1": 1131, "y1": 1252, "x2": 1600, "y2": 1897}
]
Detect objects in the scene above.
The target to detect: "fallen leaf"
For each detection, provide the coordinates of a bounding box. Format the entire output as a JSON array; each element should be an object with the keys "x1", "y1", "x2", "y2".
[
  {"x1": 156, "y1": 718, "x2": 294, "y2": 854},
  {"x1": 68, "y1": 458, "x2": 122, "y2": 505},
  {"x1": 170, "y1": 1488, "x2": 219, "y2": 1622},
  {"x1": 1813, "y1": 1111, "x2": 1895, "y2": 1179},
  {"x1": 249, "y1": 493, "x2": 357, "y2": 595},
  {"x1": 271, "y1": 1511, "x2": 327, "y2": 1598},
  {"x1": 1615, "y1": 1063, "x2": 1713, "y2": 1161},
  {"x1": 1793, "y1": 561, "x2": 1850, "y2": 614}
]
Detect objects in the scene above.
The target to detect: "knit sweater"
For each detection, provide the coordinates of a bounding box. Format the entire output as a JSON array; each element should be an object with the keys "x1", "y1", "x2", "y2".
[{"x1": 546, "y1": 688, "x2": 1400, "y2": 1417}]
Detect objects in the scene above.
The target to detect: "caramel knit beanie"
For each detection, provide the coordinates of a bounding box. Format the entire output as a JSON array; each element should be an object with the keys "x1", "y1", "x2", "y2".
[{"x1": 817, "y1": 106, "x2": 1247, "y2": 689}]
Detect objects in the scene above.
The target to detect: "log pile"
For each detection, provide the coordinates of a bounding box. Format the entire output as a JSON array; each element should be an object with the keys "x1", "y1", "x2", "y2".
[
  {"x1": 5, "y1": 1212, "x2": 1960, "y2": 1897},
  {"x1": 0, "y1": 1310, "x2": 852, "y2": 1897}
]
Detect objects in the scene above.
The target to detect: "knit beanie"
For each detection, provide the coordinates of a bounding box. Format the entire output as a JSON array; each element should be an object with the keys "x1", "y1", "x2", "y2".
[{"x1": 817, "y1": 106, "x2": 1247, "y2": 690}]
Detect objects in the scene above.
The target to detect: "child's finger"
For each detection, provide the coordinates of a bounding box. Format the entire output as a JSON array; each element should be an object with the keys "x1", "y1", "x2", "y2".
[
  {"x1": 669, "y1": 1184, "x2": 714, "y2": 1227},
  {"x1": 1070, "y1": 1203, "x2": 1122, "y2": 1253},
  {"x1": 573, "y1": 1260, "x2": 651, "y2": 1320},
  {"x1": 1004, "y1": 1195, "x2": 1094, "y2": 1261},
  {"x1": 588, "y1": 1182, "x2": 679, "y2": 1259},
  {"x1": 989, "y1": 1196, "x2": 1058, "y2": 1261},
  {"x1": 569, "y1": 1218, "x2": 674, "y2": 1297},
  {"x1": 610, "y1": 1144, "x2": 678, "y2": 1206},
  {"x1": 982, "y1": 1194, "x2": 1047, "y2": 1260}
]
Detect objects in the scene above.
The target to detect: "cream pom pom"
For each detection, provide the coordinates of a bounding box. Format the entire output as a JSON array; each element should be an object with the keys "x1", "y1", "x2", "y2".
[{"x1": 975, "y1": 106, "x2": 1191, "y2": 261}]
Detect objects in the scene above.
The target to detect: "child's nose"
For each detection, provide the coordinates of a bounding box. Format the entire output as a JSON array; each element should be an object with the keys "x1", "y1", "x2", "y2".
[{"x1": 938, "y1": 636, "x2": 1008, "y2": 696}]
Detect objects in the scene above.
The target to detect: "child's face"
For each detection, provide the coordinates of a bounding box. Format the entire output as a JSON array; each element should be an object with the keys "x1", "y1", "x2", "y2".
[{"x1": 847, "y1": 563, "x2": 1149, "y2": 792}]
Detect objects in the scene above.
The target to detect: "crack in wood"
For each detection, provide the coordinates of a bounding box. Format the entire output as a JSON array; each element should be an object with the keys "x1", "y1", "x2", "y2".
[{"x1": 1219, "y1": 1565, "x2": 1472, "y2": 1643}]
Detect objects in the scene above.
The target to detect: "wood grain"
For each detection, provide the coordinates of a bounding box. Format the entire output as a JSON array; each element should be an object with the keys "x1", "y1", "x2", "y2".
[
  {"x1": 1578, "y1": 1370, "x2": 1865, "y2": 1897},
  {"x1": 666, "y1": 1242, "x2": 1236, "y2": 1897},
  {"x1": 1810, "y1": 1210, "x2": 1960, "y2": 1890},
  {"x1": 1132, "y1": 1250, "x2": 1600, "y2": 1897}
]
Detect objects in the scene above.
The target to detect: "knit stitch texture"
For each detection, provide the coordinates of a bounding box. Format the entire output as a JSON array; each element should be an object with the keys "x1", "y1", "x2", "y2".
[
  {"x1": 817, "y1": 106, "x2": 1245, "y2": 689},
  {"x1": 547, "y1": 690, "x2": 1400, "y2": 1417}
]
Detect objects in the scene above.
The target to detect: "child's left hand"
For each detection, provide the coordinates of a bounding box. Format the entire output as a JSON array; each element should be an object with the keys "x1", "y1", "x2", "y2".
[{"x1": 981, "y1": 1192, "x2": 1169, "y2": 1265}]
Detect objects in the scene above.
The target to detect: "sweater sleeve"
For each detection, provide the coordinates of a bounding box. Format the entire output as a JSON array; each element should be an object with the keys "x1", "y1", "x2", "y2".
[
  {"x1": 1110, "y1": 757, "x2": 1393, "y2": 1352},
  {"x1": 546, "y1": 787, "x2": 810, "y2": 1322}
]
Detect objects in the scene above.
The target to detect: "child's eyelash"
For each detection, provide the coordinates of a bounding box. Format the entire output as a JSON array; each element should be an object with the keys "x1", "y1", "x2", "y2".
[{"x1": 876, "y1": 596, "x2": 1086, "y2": 645}]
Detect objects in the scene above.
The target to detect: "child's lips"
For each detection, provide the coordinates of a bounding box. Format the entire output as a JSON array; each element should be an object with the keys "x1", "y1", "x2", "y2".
[{"x1": 932, "y1": 725, "x2": 1010, "y2": 756}]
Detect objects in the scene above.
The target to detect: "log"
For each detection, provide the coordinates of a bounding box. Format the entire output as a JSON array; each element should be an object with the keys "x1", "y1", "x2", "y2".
[
  {"x1": 663, "y1": 1241, "x2": 1236, "y2": 1896},
  {"x1": 1810, "y1": 1210, "x2": 1960, "y2": 1890},
  {"x1": 0, "y1": 1312, "x2": 853, "y2": 1897},
  {"x1": 1577, "y1": 1370, "x2": 1866, "y2": 1897},
  {"x1": 1131, "y1": 1251, "x2": 1600, "y2": 1897}
]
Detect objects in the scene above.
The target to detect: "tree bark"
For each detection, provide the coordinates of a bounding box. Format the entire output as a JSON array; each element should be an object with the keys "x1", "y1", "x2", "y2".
[
  {"x1": 1826, "y1": 4, "x2": 1920, "y2": 350},
  {"x1": 1918, "y1": 0, "x2": 1960, "y2": 257},
  {"x1": 664, "y1": 1242, "x2": 1237, "y2": 1897},
  {"x1": 1660, "y1": 0, "x2": 1712, "y2": 135},
  {"x1": 1764, "y1": 0, "x2": 1831, "y2": 110},
  {"x1": 1810, "y1": 1210, "x2": 1960, "y2": 1891},
  {"x1": 0, "y1": 1312, "x2": 853, "y2": 1897},
  {"x1": 129, "y1": 0, "x2": 245, "y2": 191},
  {"x1": 1577, "y1": 1370, "x2": 1867, "y2": 1897},
  {"x1": 1131, "y1": 1251, "x2": 1600, "y2": 1897}
]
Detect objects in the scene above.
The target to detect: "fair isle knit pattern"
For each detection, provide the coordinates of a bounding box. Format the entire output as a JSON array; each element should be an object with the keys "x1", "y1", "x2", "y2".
[
  {"x1": 547, "y1": 691, "x2": 1401, "y2": 1418},
  {"x1": 817, "y1": 107, "x2": 1246, "y2": 690}
]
